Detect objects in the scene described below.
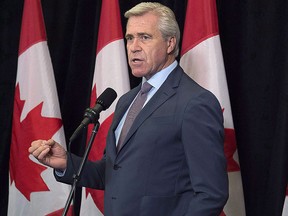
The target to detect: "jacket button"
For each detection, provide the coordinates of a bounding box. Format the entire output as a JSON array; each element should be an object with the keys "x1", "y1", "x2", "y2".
[{"x1": 113, "y1": 164, "x2": 121, "y2": 170}]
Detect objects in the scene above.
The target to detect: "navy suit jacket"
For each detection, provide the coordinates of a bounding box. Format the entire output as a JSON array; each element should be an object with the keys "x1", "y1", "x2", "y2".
[{"x1": 55, "y1": 65, "x2": 228, "y2": 216}]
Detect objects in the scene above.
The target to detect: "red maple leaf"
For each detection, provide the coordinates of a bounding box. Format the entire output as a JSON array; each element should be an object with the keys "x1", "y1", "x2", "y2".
[
  {"x1": 221, "y1": 108, "x2": 240, "y2": 172},
  {"x1": 10, "y1": 84, "x2": 62, "y2": 201},
  {"x1": 45, "y1": 206, "x2": 73, "y2": 216},
  {"x1": 222, "y1": 107, "x2": 240, "y2": 172},
  {"x1": 224, "y1": 128, "x2": 240, "y2": 172},
  {"x1": 219, "y1": 211, "x2": 227, "y2": 216}
]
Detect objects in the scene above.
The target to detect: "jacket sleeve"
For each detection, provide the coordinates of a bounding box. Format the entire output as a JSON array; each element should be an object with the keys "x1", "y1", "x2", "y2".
[
  {"x1": 54, "y1": 152, "x2": 106, "y2": 190},
  {"x1": 182, "y1": 91, "x2": 229, "y2": 215}
]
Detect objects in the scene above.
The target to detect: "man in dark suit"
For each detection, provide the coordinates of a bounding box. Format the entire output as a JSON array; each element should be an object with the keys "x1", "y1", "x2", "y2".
[{"x1": 29, "y1": 2, "x2": 228, "y2": 215}]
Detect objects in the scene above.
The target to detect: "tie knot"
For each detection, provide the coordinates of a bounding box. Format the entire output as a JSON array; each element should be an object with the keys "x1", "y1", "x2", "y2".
[{"x1": 140, "y1": 82, "x2": 152, "y2": 94}]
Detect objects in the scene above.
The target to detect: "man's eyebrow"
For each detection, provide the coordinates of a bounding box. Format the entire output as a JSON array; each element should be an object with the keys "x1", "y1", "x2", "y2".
[
  {"x1": 125, "y1": 32, "x2": 152, "y2": 37},
  {"x1": 137, "y1": 32, "x2": 152, "y2": 37},
  {"x1": 125, "y1": 33, "x2": 131, "y2": 38}
]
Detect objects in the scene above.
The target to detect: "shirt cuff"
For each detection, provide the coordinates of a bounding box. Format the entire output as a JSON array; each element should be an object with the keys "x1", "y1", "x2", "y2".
[{"x1": 54, "y1": 169, "x2": 66, "y2": 177}]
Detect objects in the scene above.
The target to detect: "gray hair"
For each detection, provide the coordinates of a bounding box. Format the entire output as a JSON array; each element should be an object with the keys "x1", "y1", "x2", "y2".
[{"x1": 124, "y1": 2, "x2": 180, "y2": 57}]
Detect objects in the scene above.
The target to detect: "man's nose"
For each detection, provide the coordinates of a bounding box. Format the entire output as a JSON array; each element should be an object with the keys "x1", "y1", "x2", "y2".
[{"x1": 129, "y1": 38, "x2": 142, "y2": 52}]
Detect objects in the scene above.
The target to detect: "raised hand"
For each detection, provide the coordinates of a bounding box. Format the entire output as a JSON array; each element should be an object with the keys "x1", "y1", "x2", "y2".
[{"x1": 28, "y1": 139, "x2": 67, "y2": 171}]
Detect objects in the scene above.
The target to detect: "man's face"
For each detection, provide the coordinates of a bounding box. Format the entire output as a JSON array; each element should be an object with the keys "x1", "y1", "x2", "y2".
[{"x1": 125, "y1": 12, "x2": 175, "y2": 80}]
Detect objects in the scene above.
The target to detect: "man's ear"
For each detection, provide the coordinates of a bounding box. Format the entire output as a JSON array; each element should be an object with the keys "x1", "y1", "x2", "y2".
[{"x1": 167, "y1": 36, "x2": 176, "y2": 54}]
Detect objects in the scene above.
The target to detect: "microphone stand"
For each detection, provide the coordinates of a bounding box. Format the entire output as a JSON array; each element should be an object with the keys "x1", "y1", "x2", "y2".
[{"x1": 62, "y1": 121, "x2": 100, "y2": 216}]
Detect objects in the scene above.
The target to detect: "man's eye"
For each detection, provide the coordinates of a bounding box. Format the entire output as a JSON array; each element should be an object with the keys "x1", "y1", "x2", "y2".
[
  {"x1": 140, "y1": 35, "x2": 151, "y2": 40},
  {"x1": 125, "y1": 35, "x2": 151, "y2": 42}
]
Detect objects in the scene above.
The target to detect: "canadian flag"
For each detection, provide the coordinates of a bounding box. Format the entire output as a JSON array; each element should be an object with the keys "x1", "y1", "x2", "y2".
[
  {"x1": 79, "y1": 0, "x2": 130, "y2": 215},
  {"x1": 8, "y1": 0, "x2": 72, "y2": 215},
  {"x1": 179, "y1": 0, "x2": 246, "y2": 215}
]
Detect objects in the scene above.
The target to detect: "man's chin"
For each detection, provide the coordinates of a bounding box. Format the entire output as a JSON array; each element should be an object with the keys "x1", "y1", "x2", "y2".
[{"x1": 131, "y1": 69, "x2": 145, "y2": 78}]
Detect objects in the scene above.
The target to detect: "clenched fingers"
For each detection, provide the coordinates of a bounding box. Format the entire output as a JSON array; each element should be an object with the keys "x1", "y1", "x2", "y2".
[{"x1": 29, "y1": 140, "x2": 51, "y2": 160}]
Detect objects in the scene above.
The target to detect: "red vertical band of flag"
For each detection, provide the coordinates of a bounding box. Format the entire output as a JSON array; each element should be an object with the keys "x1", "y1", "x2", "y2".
[
  {"x1": 9, "y1": 0, "x2": 71, "y2": 215},
  {"x1": 80, "y1": 0, "x2": 130, "y2": 215},
  {"x1": 96, "y1": 0, "x2": 123, "y2": 54},
  {"x1": 180, "y1": 0, "x2": 218, "y2": 56},
  {"x1": 180, "y1": 0, "x2": 246, "y2": 215},
  {"x1": 18, "y1": 0, "x2": 46, "y2": 55}
]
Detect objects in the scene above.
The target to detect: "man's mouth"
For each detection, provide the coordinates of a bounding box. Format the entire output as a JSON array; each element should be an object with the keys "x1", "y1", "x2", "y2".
[{"x1": 131, "y1": 58, "x2": 142, "y2": 63}]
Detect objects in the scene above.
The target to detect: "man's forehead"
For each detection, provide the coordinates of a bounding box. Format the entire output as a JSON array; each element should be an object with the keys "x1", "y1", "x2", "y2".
[
  {"x1": 126, "y1": 15, "x2": 158, "y2": 33},
  {"x1": 127, "y1": 13, "x2": 158, "y2": 26}
]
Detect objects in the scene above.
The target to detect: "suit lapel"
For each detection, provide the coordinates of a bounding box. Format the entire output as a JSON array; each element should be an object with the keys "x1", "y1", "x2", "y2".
[
  {"x1": 108, "y1": 85, "x2": 141, "y2": 157},
  {"x1": 118, "y1": 66, "x2": 183, "y2": 153},
  {"x1": 112, "y1": 85, "x2": 140, "y2": 130}
]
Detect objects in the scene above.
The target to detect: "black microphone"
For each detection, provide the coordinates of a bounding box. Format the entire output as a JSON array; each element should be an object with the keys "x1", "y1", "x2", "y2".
[{"x1": 70, "y1": 87, "x2": 117, "y2": 142}]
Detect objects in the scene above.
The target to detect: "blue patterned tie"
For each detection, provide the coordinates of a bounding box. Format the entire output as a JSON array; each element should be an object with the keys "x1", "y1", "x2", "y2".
[{"x1": 117, "y1": 82, "x2": 153, "y2": 152}]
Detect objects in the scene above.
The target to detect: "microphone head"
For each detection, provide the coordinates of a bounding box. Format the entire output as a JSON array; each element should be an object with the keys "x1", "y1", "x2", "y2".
[{"x1": 96, "y1": 87, "x2": 117, "y2": 110}]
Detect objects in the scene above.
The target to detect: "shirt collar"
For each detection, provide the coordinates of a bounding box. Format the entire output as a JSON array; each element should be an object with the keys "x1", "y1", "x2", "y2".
[{"x1": 142, "y1": 60, "x2": 178, "y2": 90}]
